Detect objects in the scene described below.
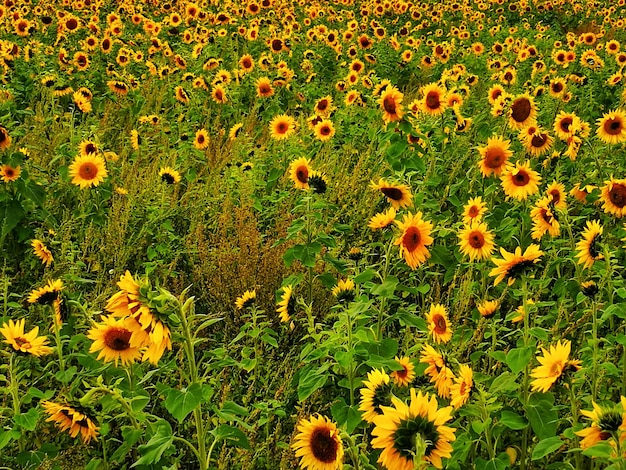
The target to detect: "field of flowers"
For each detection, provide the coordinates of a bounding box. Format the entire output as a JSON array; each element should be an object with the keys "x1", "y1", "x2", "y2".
[{"x1": 2, "y1": 0, "x2": 626, "y2": 468}]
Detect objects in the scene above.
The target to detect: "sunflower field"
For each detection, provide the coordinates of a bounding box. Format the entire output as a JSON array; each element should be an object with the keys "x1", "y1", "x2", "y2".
[{"x1": 3, "y1": 0, "x2": 626, "y2": 468}]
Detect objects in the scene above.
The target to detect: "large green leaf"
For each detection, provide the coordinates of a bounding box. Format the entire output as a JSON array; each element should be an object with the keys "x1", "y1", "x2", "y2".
[
  {"x1": 506, "y1": 347, "x2": 533, "y2": 375},
  {"x1": 331, "y1": 398, "x2": 362, "y2": 434},
  {"x1": 525, "y1": 396, "x2": 558, "y2": 440},
  {"x1": 14, "y1": 408, "x2": 39, "y2": 431},
  {"x1": 210, "y1": 424, "x2": 250, "y2": 450},
  {"x1": 131, "y1": 420, "x2": 174, "y2": 467},
  {"x1": 163, "y1": 383, "x2": 203, "y2": 423},
  {"x1": 1, "y1": 199, "x2": 25, "y2": 236},
  {"x1": 499, "y1": 410, "x2": 528, "y2": 430},
  {"x1": 531, "y1": 437, "x2": 563, "y2": 460},
  {"x1": 297, "y1": 363, "x2": 330, "y2": 402}
]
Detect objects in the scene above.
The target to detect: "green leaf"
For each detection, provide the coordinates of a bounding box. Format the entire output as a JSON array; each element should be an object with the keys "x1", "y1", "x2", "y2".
[
  {"x1": 371, "y1": 276, "x2": 399, "y2": 298},
  {"x1": 582, "y1": 441, "x2": 614, "y2": 458},
  {"x1": 489, "y1": 372, "x2": 519, "y2": 394},
  {"x1": 499, "y1": 410, "x2": 528, "y2": 430},
  {"x1": 55, "y1": 366, "x2": 78, "y2": 383},
  {"x1": 525, "y1": 396, "x2": 558, "y2": 440},
  {"x1": 17, "y1": 179, "x2": 45, "y2": 206},
  {"x1": 297, "y1": 364, "x2": 330, "y2": 402},
  {"x1": 130, "y1": 395, "x2": 150, "y2": 413},
  {"x1": 131, "y1": 420, "x2": 174, "y2": 467},
  {"x1": 363, "y1": 338, "x2": 398, "y2": 359},
  {"x1": 354, "y1": 268, "x2": 376, "y2": 283},
  {"x1": 0, "y1": 429, "x2": 20, "y2": 450},
  {"x1": 284, "y1": 242, "x2": 322, "y2": 268},
  {"x1": 1, "y1": 199, "x2": 25, "y2": 236},
  {"x1": 531, "y1": 437, "x2": 563, "y2": 460},
  {"x1": 14, "y1": 408, "x2": 39, "y2": 431},
  {"x1": 210, "y1": 424, "x2": 250, "y2": 450},
  {"x1": 331, "y1": 398, "x2": 362, "y2": 434},
  {"x1": 163, "y1": 383, "x2": 203, "y2": 423},
  {"x1": 219, "y1": 401, "x2": 249, "y2": 419},
  {"x1": 506, "y1": 347, "x2": 533, "y2": 375},
  {"x1": 110, "y1": 427, "x2": 143, "y2": 463}
]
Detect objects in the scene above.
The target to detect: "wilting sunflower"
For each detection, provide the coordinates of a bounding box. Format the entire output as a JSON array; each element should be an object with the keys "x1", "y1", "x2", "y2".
[
  {"x1": 530, "y1": 340, "x2": 581, "y2": 393},
  {"x1": 394, "y1": 212, "x2": 434, "y2": 270},
  {"x1": 369, "y1": 207, "x2": 397, "y2": 231},
  {"x1": 41, "y1": 401, "x2": 99, "y2": 444},
  {"x1": 291, "y1": 414, "x2": 344, "y2": 470},
  {"x1": 69, "y1": 154, "x2": 108, "y2": 189},
  {"x1": 31, "y1": 239, "x2": 53, "y2": 266},
  {"x1": 530, "y1": 198, "x2": 560, "y2": 240},
  {"x1": 308, "y1": 171, "x2": 328, "y2": 195},
  {"x1": 370, "y1": 178, "x2": 413, "y2": 209},
  {"x1": 575, "y1": 220, "x2": 603, "y2": 269},
  {"x1": 420, "y1": 344, "x2": 455, "y2": 398},
  {"x1": 500, "y1": 161, "x2": 541, "y2": 201},
  {"x1": 508, "y1": 94, "x2": 537, "y2": 130},
  {"x1": 235, "y1": 289, "x2": 256, "y2": 310},
  {"x1": 600, "y1": 178, "x2": 626, "y2": 217},
  {"x1": 596, "y1": 109, "x2": 626, "y2": 144},
  {"x1": 449, "y1": 364, "x2": 473, "y2": 408},
  {"x1": 159, "y1": 167, "x2": 181, "y2": 184},
  {"x1": 390, "y1": 356, "x2": 416, "y2": 387},
  {"x1": 289, "y1": 157, "x2": 311, "y2": 190},
  {"x1": 477, "y1": 299, "x2": 499, "y2": 319},
  {"x1": 478, "y1": 136, "x2": 513, "y2": 177},
  {"x1": 276, "y1": 285, "x2": 296, "y2": 322},
  {"x1": 489, "y1": 244, "x2": 543, "y2": 286},
  {"x1": 313, "y1": 119, "x2": 335, "y2": 141},
  {"x1": 371, "y1": 389, "x2": 456, "y2": 470},
  {"x1": 87, "y1": 315, "x2": 143, "y2": 367},
  {"x1": 0, "y1": 126, "x2": 11, "y2": 150},
  {"x1": 269, "y1": 114, "x2": 296, "y2": 140},
  {"x1": 194, "y1": 128, "x2": 210, "y2": 150},
  {"x1": 359, "y1": 369, "x2": 392, "y2": 423},
  {"x1": 462, "y1": 196, "x2": 487, "y2": 224},
  {"x1": 331, "y1": 278, "x2": 355, "y2": 303},
  {"x1": 1, "y1": 164, "x2": 20, "y2": 182},
  {"x1": 0, "y1": 318, "x2": 53, "y2": 356},
  {"x1": 378, "y1": 85, "x2": 404, "y2": 124},
  {"x1": 419, "y1": 82, "x2": 447, "y2": 116},
  {"x1": 458, "y1": 222, "x2": 496, "y2": 261},
  {"x1": 28, "y1": 279, "x2": 64, "y2": 305},
  {"x1": 570, "y1": 183, "x2": 596, "y2": 202},
  {"x1": 575, "y1": 398, "x2": 626, "y2": 450},
  {"x1": 425, "y1": 304, "x2": 453, "y2": 344}
]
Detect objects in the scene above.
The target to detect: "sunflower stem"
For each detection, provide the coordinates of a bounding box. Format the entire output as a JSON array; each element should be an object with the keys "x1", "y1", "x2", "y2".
[
  {"x1": 520, "y1": 276, "x2": 531, "y2": 470},
  {"x1": 591, "y1": 299, "x2": 598, "y2": 403},
  {"x1": 376, "y1": 237, "x2": 395, "y2": 341},
  {"x1": 8, "y1": 354, "x2": 24, "y2": 452},
  {"x1": 568, "y1": 379, "x2": 583, "y2": 470}
]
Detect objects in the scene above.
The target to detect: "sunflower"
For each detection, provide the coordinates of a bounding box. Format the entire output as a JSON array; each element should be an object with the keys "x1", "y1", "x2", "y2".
[
  {"x1": 211, "y1": 84, "x2": 228, "y2": 104},
  {"x1": 477, "y1": 300, "x2": 499, "y2": 319},
  {"x1": 458, "y1": 222, "x2": 496, "y2": 261},
  {"x1": 575, "y1": 399, "x2": 625, "y2": 450},
  {"x1": 0, "y1": 318, "x2": 53, "y2": 356},
  {"x1": 78, "y1": 140, "x2": 98, "y2": 157},
  {"x1": 107, "y1": 80, "x2": 129, "y2": 96},
  {"x1": 193, "y1": 128, "x2": 210, "y2": 150},
  {"x1": 41, "y1": 401, "x2": 99, "y2": 444},
  {"x1": 159, "y1": 167, "x2": 181, "y2": 184},
  {"x1": 255, "y1": 77, "x2": 274, "y2": 98},
  {"x1": 291, "y1": 414, "x2": 344, "y2": 470},
  {"x1": 553, "y1": 111, "x2": 580, "y2": 141},
  {"x1": 313, "y1": 96, "x2": 335, "y2": 118},
  {"x1": 371, "y1": 389, "x2": 456, "y2": 470},
  {"x1": 229, "y1": 123, "x2": 244, "y2": 140},
  {"x1": 369, "y1": 207, "x2": 397, "y2": 231},
  {"x1": 69, "y1": 154, "x2": 108, "y2": 189},
  {"x1": 370, "y1": 179, "x2": 413, "y2": 209},
  {"x1": 419, "y1": 82, "x2": 447, "y2": 116},
  {"x1": 449, "y1": 364, "x2": 473, "y2": 408},
  {"x1": 235, "y1": 289, "x2": 256, "y2": 310},
  {"x1": 87, "y1": 315, "x2": 143, "y2": 367},
  {"x1": 478, "y1": 136, "x2": 513, "y2": 177},
  {"x1": 596, "y1": 109, "x2": 626, "y2": 144},
  {"x1": 378, "y1": 85, "x2": 404, "y2": 124},
  {"x1": 269, "y1": 114, "x2": 296, "y2": 140},
  {"x1": 511, "y1": 299, "x2": 535, "y2": 324},
  {"x1": 0, "y1": 126, "x2": 11, "y2": 150},
  {"x1": 313, "y1": 119, "x2": 335, "y2": 141},
  {"x1": 331, "y1": 278, "x2": 355, "y2": 303},
  {"x1": 545, "y1": 181, "x2": 567, "y2": 210},
  {"x1": 289, "y1": 157, "x2": 311, "y2": 190},
  {"x1": 359, "y1": 369, "x2": 392, "y2": 423},
  {"x1": 27, "y1": 279, "x2": 64, "y2": 305},
  {"x1": 238, "y1": 54, "x2": 254, "y2": 74},
  {"x1": 575, "y1": 220, "x2": 603, "y2": 269},
  {"x1": 487, "y1": 84, "x2": 506, "y2": 105},
  {"x1": 420, "y1": 344, "x2": 455, "y2": 398},
  {"x1": 130, "y1": 129, "x2": 141, "y2": 150},
  {"x1": 530, "y1": 198, "x2": 560, "y2": 240},
  {"x1": 276, "y1": 285, "x2": 296, "y2": 322},
  {"x1": 523, "y1": 129, "x2": 553, "y2": 157},
  {"x1": 462, "y1": 196, "x2": 487, "y2": 224},
  {"x1": 394, "y1": 212, "x2": 434, "y2": 270},
  {"x1": 580, "y1": 280, "x2": 599, "y2": 298},
  {"x1": 489, "y1": 244, "x2": 543, "y2": 286},
  {"x1": 308, "y1": 171, "x2": 328, "y2": 195},
  {"x1": 390, "y1": 356, "x2": 416, "y2": 387},
  {"x1": 530, "y1": 340, "x2": 581, "y2": 393},
  {"x1": 500, "y1": 161, "x2": 541, "y2": 201},
  {"x1": 31, "y1": 239, "x2": 53, "y2": 266},
  {"x1": 508, "y1": 94, "x2": 537, "y2": 130},
  {"x1": 600, "y1": 178, "x2": 626, "y2": 217},
  {"x1": 425, "y1": 304, "x2": 453, "y2": 344}
]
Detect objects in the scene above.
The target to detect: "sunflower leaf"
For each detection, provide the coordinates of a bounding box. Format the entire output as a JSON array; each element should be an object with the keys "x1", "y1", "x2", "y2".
[
  {"x1": 531, "y1": 437, "x2": 563, "y2": 460},
  {"x1": 209, "y1": 424, "x2": 250, "y2": 450},
  {"x1": 162, "y1": 383, "x2": 203, "y2": 423},
  {"x1": 13, "y1": 408, "x2": 39, "y2": 431},
  {"x1": 131, "y1": 420, "x2": 174, "y2": 467}
]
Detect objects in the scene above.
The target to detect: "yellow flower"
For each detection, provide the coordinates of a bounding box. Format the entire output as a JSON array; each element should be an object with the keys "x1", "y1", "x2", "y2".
[{"x1": 0, "y1": 318, "x2": 53, "y2": 356}]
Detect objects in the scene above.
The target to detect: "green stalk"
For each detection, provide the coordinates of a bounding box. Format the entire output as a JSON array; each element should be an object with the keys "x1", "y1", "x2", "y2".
[
  {"x1": 568, "y1": 380, "x2": 582, "y2": 470},
  {"x1": 591, "y1": 300, "x2": 598, "y2": 403},
  {"x1": 8, "y1": 354, "x2": 24, "y2": 452},
  {"x1": 376, "y1": 237, "x2": 395, "y2": 341},
  {"x1": 520, "y1": 276, "x2": 530, "y2": 470}
]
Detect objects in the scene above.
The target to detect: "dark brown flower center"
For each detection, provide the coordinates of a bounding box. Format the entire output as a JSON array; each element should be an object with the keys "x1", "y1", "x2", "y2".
[
  {"x1": 468, "y1": 231, "x2": 485, "y2": 248},
  {"x1": 403, "y1": 226, "x2": 421, "y2": 252},
  {"x1": 604, "y1": 118, "x2": 623, "y2": 135},
  {"x1": 433, "y1": 314, "x2": 447, "y2": 334},
  {"x1": 381, "y1": 186, "x2": 403, "y2": 201},
  {"x1": 484, "y1": 148, "x2": 505, "y2": 168},
  {"x1": 609, "y1": 183, "x2": 626, "y2": 208},
  {"x1": 559, "y1": 117, "x2": 572, "y2": 132},
  {"x1": 104, "y1": 327, "x2": 132, "y2": 351},
  {"x1": 426, "y1": 91, "x2": 440, "y2": 109},
  {"x1": 310, "y1": 427, "x2": 339, "y2": 463},
  {"x1": 511, "y1": 97, "x2": 531, "y2": 122},
  {"x1": 383, "y1": 96, "x2": 397, "y2": 114},
  {"x1": 531, "y1": 134, "x2": 548, "y2": 148},
  {"x1": 79, "y1": 162, "x2": 98, "y2": 179},
  {"x1": 512, "y1": 170, "x2": 530, "y2": 186},
  {"x1": 296, "y1": 166, "x2": 308, "y2": 184}
]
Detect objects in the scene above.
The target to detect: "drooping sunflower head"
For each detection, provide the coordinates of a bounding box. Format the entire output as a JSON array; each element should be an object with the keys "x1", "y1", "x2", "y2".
[
  {"x1": 276, "y1": 285, "x2": 296, "y2": 322},
  {"x1": 370, "y1": 178, "x2": 413, "y2": 210},
  {"x1": 41, "y1": 400, "x2": 99, "y2": 444},
  {"x1": 359, "y1": 368, "x2": 392, "y2": 423},
  {"x1": 27, "y1": 279, "x2": 64, "y2": 305},
  {"x1": 159, "y1": 167, "x2": 181, "y2": 184},
  {"x1": 477, "y1": 299, "x2": 499, "y2": 319},
  {"x1": 31, "y1": 239, "x2": 54, "y2": 266},
  {"x1": 450, "y1": 364, "x2": 473, "y2": 408},
  {"x1": 331, "y1": 278, "x2": 355, "y2": 303},
  {"x1": 307, "y1": 171, "x2": 328, "y2": 195},
  {"x1": 575, "y1": 220, "x2": 604, "y2": 269},
  {"x1": 235, "y1": 289, "x2": 256, "y2": 310}
]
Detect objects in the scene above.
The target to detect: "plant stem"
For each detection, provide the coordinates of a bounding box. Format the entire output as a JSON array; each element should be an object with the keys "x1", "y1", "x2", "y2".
[
  {"x1": 591, "y1": 299, "x2": 598, "y2": 403},
  {"x1": 376, "y1": 237, "x2": 395, "y2": 341},
  {"x1": 568, "y1": 381, "x2": 582, "y2": 470},
  {"x1": 8, "y1": 354, "x2": 24, "y2": 452},
  {"x1": 520, "y1": 276, "x2": 530, "y2": 470}
]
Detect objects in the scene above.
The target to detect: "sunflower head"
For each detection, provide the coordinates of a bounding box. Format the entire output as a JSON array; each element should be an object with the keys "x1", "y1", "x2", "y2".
[{"x1": 291, "y1": 414, "x2": 344, "y2": 470}]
